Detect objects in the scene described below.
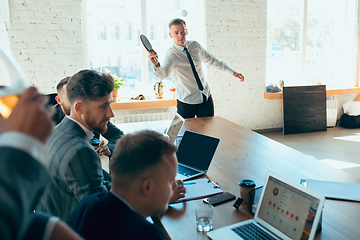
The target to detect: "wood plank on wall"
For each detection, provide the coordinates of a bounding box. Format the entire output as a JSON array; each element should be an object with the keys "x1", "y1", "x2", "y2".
[{"x1": 283, "y1": 85, "x2": 327, "y2": 135}]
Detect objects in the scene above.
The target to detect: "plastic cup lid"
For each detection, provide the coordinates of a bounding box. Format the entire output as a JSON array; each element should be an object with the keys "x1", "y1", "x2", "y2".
[{"x1": 239, "y1": 179, "x2": 256, "y2": 188}]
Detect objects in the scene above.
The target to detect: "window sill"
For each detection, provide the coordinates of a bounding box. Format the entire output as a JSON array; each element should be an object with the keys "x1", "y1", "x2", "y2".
[
  {"x1": 111, "y1": 98, "x2": 177, "y2": 110},
  {"x1": 264, "y1": 87, "x2": 360, "y2": 100}
]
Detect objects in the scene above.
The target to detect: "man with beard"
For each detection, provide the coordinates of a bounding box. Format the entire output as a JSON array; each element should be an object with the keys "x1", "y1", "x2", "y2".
[
  {"x1": 53, "y1": 77, "x2": 124, "y2": 157},
  {"x1": 53, "y1": 77, "x2": 123, "y2": 182},
  {"x1": 37, "y1": 70, "x2": 115, "y2": 220}
]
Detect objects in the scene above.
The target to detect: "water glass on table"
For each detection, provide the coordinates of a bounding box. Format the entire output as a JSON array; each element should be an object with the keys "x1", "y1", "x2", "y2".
[{"x1": 195, "y1": 204, "x2": 213, "y2": 232}]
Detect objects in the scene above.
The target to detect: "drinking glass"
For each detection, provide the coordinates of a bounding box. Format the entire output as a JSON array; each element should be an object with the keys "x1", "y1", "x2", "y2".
[
  {"x1": 0, "y1": 48, "x2": 29, "y2": 118},
  {"x1": 195, "y1": 204, "x2": 213, "y2": 232}
]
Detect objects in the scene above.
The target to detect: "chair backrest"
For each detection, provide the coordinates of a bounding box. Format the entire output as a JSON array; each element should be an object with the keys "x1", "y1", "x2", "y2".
[{"x1": 47, "y1": 93, "x2": 58, "y2": 106}]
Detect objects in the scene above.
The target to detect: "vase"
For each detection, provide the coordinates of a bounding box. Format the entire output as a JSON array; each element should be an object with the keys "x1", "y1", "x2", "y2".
[{"x1": 112, "y1": 89, "x2": 119, "y2": 102}]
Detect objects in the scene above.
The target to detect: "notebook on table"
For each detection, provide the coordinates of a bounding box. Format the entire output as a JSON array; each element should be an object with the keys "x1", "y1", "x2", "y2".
[
  {"x1": 207, "y1": 171, "x2": 325, "y2": 240},
  {"x1": 175, "y1": 131, "x2": 220, "y2": 181}
]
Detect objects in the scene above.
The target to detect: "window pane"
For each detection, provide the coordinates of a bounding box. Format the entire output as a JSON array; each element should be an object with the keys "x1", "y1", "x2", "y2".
[
  {"x1": 266, "y1": 0, "x2": 303, "y2": 86},
  {"x1": 305, "y1": 0, "x2": 357, "y2": 88},
  {"x1": 86, "y1": 0, "x2": 204, "y2": 98},
  {"x1": 87, "y1": 0, "x2": 142, "y2": 97},
  {"x1": 146, "y1": 0, "x2": 205, "y2": 93},
  {"x1": 266, "y1": 0, "x2": 357, "y2": 88}
]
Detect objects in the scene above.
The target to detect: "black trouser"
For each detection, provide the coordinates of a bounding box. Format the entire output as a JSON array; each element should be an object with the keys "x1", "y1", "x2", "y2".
[{"x1": 177, "y1": 94, "x2": 214, "y2": 118}]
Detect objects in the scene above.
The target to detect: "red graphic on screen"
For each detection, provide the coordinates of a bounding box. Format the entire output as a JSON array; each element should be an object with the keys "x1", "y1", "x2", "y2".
[{"x1": 273, "y1": 188, "x2": 279, "y2": 196}]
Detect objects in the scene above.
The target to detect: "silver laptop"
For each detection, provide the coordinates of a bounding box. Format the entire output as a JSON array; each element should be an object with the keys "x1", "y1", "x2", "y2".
[
  {"x1": 175, "y1": 131, "x2": 220, "y2": 181},
  {"x1": 164, "y1": 113, "x2": 185, "y2": 144},
  {"x1": 207, "y1": 171, "x2": 325, "y2": 240}
]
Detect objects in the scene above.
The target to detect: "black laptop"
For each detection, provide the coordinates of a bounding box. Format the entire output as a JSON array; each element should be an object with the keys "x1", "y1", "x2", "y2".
[{"x1": 175, "y1": 131, "x2": 220, "y2": 181}]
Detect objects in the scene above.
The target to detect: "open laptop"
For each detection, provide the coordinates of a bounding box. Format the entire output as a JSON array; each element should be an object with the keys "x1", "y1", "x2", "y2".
[
  {"x1": 164, "y1": 113, "x2": 185, "y2": 144},
  {"x1": 175, "y1": 131, "x2": 220, "y2": 181},
  {"x1": 207, "y1": 171, "x2": 325, "y2": 240}
]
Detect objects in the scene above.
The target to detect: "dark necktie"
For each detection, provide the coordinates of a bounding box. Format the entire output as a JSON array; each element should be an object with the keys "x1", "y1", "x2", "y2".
[{"x1": 184, "y1": 47, "x2": 204, "y2": 91}]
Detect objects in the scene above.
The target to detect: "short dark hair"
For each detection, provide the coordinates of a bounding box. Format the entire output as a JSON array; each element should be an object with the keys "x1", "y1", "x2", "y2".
[
  {"x1": 168, "y1": 18, "x2": 186, "y2": 29},
  {"x1": 110, "y1": 130, "x2": 177, "y2": 189},
  {"x1": 66, "y1": 70, "x2": 114, "y2": 103},
  {"x1": 56, "y1": 77, "x2": 70, "y2": 93}
]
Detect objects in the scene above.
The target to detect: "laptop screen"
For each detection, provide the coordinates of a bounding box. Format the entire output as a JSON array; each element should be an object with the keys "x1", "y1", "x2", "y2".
[
  {"x1": 257, "y1": 176, "x2": 321, "y2": 240},
  {"x1": 166, "y1": 113, "x2": 185, "y2": 143},
  {"x1": 176, "y1": 131, "x2": 220, "y2": 171}
]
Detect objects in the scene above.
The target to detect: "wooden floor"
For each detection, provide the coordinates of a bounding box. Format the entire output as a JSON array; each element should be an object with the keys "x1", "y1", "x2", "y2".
[{"x1": 261, "y1": 126, "x2": 360, "y2": 178}]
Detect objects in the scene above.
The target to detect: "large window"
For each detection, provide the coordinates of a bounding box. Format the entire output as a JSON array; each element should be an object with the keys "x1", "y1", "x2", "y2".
[
  {"x1": 266, "y1": 0, "x2": 358, "y2": 89},
  {"x1": 97, "y1": 22, "x2": 107, "y2": 40},
  {"x1": 111, "y1": 22, "x2": 120, "y2": 40},
  {"x1": 85, "y1": 0, "x2": 204, "y2": 98}
]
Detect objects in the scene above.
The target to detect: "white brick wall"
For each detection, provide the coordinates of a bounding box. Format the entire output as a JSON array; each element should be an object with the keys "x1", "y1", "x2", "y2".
[
  {"x1": 2, "y1": 0, "x2": 356, "y2": 129},
  {"x1": 6, "y1": 0, "x2": 84, "y2": 93},
  {"x1": 205, "y1": 0, "x2": 284, "y2": 129}
]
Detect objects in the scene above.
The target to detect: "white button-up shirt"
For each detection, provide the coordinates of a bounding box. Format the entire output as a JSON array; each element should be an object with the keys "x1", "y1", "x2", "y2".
[{"x1": 154, "y1": 40, "x2": 235, "y2": 104}]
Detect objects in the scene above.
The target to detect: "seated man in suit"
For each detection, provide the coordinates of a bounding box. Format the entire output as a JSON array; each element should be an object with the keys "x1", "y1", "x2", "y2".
[
  {"x1": 38, "y1": 70, "x2": 115, "y2": 220},
  {"x1": 53, "y1": 76, "x2": 124, "y2": 157},
  {"x1": 39, "y1": 70, "x2": 186, "y2": 221},
  {"x1": 67, "y1": 130, "x2": 178, "y2": 240},
  {"x1": 0, "y1": 87, "x2": 82, "y2": 240}
]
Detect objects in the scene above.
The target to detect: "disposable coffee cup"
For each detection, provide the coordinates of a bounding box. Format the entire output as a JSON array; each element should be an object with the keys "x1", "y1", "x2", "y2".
[{"x1": 239, "y1": 179, "x2": 256, "y2": 206}]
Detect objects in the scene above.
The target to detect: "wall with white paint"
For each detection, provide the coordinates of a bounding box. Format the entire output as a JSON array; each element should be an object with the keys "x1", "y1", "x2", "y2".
[{"x1": 1, "y1": 0, "x2": 356, "y2": 129}]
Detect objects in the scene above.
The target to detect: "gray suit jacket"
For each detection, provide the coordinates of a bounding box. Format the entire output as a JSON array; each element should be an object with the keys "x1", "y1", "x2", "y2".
[
  {"x1": 0, "y1": 147, "x2": 50, "y2": 240},
  {"x1": 37, "y1": 117, "x2": 108, "y2": 220},
  {"x1": 52, "y1": 103, "x2": 124, "y2": 152}
]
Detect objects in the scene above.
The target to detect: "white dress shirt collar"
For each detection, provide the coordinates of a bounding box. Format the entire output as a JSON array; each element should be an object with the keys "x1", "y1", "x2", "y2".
[{"x1": 66, "y1": 116, "x2": 94, "y2": 140}]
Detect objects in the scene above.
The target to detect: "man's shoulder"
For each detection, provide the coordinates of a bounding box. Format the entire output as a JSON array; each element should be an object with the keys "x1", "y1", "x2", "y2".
[
  {"x1": 49, "y1": 118, "x2": 88, "y2": 143},
  {"x1": 45, "y1": 120, "x2": 95, "y2": 166},
  {"x1": 188, "y1": 40, "x2": 200, "y2": 46},
  {"x1": 105, "y1": 211, "x2": 167, "y2": 240},
  {"x1": 68, "y1": 192, "x2": 168, "y2": 240}
]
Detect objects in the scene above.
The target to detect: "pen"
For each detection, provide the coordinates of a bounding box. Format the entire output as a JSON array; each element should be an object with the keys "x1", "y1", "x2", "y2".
[{"x1": 179, "y1": 182, "x2": 196, "y2": 185}]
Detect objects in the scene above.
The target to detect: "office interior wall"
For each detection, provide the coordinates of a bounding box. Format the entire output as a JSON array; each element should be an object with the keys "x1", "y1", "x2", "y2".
[
  {"x1": 5, "y1": 0, "x2": 84, "y2": 93},
  {"x1": 1, "y1": 0, "x2": 357, "y2": 129},
  {"x1": 205, "y1": 0, "x2": 283, "y2": 129}
]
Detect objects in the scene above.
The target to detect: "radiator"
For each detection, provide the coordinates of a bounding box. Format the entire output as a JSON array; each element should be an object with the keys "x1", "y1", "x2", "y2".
[
  {"x1": 326, "y1": 99, "x2": 338, "y2": 127},
  {"x1": 122, "y1": 112, "x2": 175, "y2": 123}
]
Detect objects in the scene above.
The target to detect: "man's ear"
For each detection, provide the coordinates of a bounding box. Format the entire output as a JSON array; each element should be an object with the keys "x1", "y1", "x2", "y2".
[
  {"x1": 168, "y1": 32, "x2": 173, "y2": 39},
  {"x1": 55, "y1": 95, "x2": 61, "y2": 105},
  {"x1": 141, "y1": 178, "x2": 153, "y2": 197},
  {"x1": 74, "y1": 101, "x2": 83, "y2": 114},
  {"x1": 185, "y1": 28, "x2": 188, "y2": 35}
]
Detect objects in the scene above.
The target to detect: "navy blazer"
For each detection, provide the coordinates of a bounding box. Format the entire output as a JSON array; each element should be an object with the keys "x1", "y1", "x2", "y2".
[{"x1": 67, "y1": 192, "x2": 168, "y2": 240}]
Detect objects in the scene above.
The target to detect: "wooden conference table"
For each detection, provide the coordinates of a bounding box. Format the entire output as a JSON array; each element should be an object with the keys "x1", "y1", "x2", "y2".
[{"x1": 148, "y1": 117, "x2": 360, "y2": 240}]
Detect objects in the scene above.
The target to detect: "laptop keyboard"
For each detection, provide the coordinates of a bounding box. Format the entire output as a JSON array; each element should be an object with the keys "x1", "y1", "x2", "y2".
[
  {"x1": 178, "y1": 165, "x2": 199, "y2": 177},
  {"x1": 231, "y1": 222, "x2": 277, "y2": 240}
]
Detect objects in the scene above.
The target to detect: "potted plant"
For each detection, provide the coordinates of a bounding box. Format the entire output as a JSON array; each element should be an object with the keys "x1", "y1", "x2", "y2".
[{"x1": 104, "y1": 68, "x2": 123, "y2": 102}]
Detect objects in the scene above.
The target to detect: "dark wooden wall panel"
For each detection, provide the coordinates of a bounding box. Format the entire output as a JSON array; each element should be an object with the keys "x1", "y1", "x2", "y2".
[{"x1": 283, "y1": 85, "x2": 327, "y2": 135}]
